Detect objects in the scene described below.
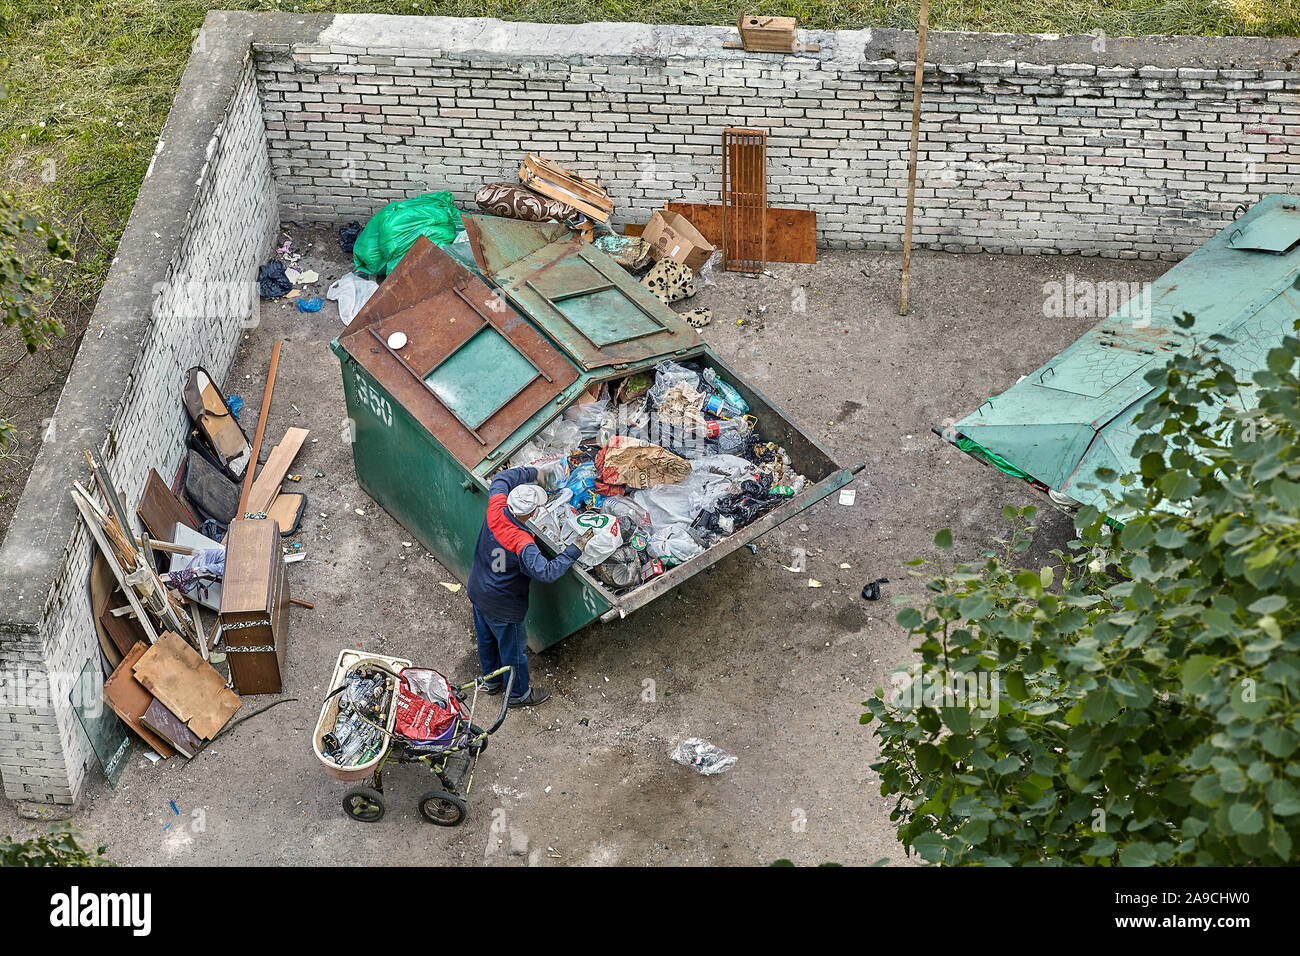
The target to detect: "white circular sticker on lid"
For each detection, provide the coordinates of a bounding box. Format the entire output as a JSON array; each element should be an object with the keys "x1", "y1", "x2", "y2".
[{"x1": 387, "y1": 331, "x2": 408, "y2": 350}]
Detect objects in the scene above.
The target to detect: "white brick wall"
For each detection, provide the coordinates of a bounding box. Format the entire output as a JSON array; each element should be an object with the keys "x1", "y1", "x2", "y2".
[
  {"x1": 0, "y1": 61, "x2": 277, "y2": 805},
  {"x1": 252, "y1": 41, "x2": 1300, "y2": 259}
]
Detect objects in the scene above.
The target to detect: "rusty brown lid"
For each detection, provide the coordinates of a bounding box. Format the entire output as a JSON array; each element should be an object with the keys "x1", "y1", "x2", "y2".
[{"x1": 338, "y1": 237, "x2": 579, "y2": 470}]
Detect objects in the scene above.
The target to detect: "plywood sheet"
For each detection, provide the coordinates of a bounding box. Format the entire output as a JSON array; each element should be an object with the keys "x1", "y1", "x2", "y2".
[
  {"x1": 140, "y1": 699, "x2": 201, "y2": 758},
  {"x1": 133, "y1": 632, "x2": 241, "y2": 740},
  {"x1": 103, "y1": 643, "x2": 176, "y2": 758},
  {"x1": 665, "y1": 203, "x2": 817, "y2": 264}
]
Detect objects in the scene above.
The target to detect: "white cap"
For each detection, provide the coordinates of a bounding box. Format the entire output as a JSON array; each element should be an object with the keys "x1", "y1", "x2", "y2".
[{"x1": 507, "y1": 484, "x2": 547, "y2": 517}]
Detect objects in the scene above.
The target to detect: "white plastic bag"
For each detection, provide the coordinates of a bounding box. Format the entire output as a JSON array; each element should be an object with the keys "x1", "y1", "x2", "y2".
[
  {"x1": 669, "y1": 738, "x2": 737, "y2": 775},
  {"x1": 565, "y1": 511, "x2": 621, "y2": 568},
  {"x1": 327, "y1": 272, "x2": 379, "y2": 325},
  {"x1": 648, "y1": 524, "x2": 704, "y2": 564},
  {"x1": 563, "y1": 399, "x2": 612, "y2": 439},
  {"x1": 534, "y1": 418, "x2": 582, "y2": 458}
]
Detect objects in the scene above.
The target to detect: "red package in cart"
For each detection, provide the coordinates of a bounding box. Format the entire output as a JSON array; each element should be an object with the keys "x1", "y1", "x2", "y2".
[{"x1": 394, "y1": 668, "x2": 467, "y2": 741}]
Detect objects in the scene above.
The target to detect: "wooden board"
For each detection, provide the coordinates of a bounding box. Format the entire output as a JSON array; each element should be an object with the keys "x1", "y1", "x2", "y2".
[
  {"x1": 266, "y1": 493, "x2": 305, "y2": 535},
  {"x1": 133, "y1": 632, "x2": 241, "y2": 740},
  {"x1": 664, "y1": 203, "x2": 817, "y2": 264},
  {"x1": 246, "y1": 427, "x2": 309, "y2": 516},
  {"x1": 103, "y1": 643, "x2": 176, "y2": 758},
  {"x1": 138, "y1": 468, "x2": 198, "y2": 542},
  {"x1": 140, "y1": 699, "x2": 201, "y2": 758},
  {"x1": 722, "y1": 128, "x2": 768, "y2": 272}
]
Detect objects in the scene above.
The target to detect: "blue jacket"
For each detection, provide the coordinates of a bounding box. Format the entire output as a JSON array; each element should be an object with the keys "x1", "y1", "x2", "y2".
[{"x1": 466, "y1": 467, "x2": 581, "y2": 623}]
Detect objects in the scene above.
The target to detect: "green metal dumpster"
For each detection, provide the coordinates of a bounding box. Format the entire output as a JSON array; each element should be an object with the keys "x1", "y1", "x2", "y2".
[
  {"x1": 331, "y1": 218, "x2": 862, "y2": 649},
  {"x1": 939, "y1": 194, "x2": 1300, "y2": 520}
]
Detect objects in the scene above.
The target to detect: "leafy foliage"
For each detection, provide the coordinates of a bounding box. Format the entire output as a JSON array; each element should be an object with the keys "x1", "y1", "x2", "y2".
[
  {"x1": 864, "y1": 325, "x2": 1300, "y2": 865},
  {"x1": 1, "y1": 823, "x2": 110, "y2": 866}
]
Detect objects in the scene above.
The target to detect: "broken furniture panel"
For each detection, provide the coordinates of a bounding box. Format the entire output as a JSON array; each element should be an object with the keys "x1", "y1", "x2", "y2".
[
  {"x1": 722, "y1": 129, "x2": 768, "y2": 273},
  {"x1": 219, "y1": 519, "x2": 290, "y2": 696}
]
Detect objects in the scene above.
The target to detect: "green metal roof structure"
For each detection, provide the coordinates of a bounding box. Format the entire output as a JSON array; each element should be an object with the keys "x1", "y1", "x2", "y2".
[{"x1": 940, "y1": 194, "x2": 1300, "y2": 518}]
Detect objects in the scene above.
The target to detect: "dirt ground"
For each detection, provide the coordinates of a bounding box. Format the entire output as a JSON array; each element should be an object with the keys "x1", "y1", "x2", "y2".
[{"x1": 1, "y1": 226, "x2": 1164, "y2": 865}]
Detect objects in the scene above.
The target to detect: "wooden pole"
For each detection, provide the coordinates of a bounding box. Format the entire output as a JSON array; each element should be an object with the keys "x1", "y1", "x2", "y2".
[
  {"x1": 899, "y1": 0, "x2": 929, "y2": 316},
  {"x1": 239, "y1": 341, "x2": 282, "y2": 517}
]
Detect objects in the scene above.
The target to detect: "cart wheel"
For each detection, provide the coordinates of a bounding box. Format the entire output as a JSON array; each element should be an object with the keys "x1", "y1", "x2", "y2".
[
  {"x1": 342, "y1": 787, "x2": 386, "y2": 823},
  {"x1": 418, "y1": 789, "x2": 467, "y2": 827},
  {"x1": 469, "y1": 723, "x2": 489, "y2": 756}
]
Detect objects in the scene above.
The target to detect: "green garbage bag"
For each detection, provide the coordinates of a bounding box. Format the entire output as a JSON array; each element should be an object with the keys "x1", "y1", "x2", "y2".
[{"x1": 352, "y1": 191, "x2": 463, "y2": 275}]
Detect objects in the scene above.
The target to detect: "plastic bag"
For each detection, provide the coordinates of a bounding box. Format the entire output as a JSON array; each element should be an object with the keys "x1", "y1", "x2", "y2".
[
  {"x1": 527, "y1": 454, "x2": 570, "y2": 491},
  {"x1": 648, "y1": 360, "x2": 701, "y2": 409},
  {"x1": 326, "y1": 272, "x2": 379, "y2": 325},
  {"x1": 352, "y1": 191, "x2": 463, "y2": 276},
  {"x1": 669, "y1": 738, "x2": 737, "y2": 775},
  {"x1": 563, "y1": 462, "x2": 604, "y2": 509},
  {"x1": 566, "y1": 511, "x2": 620, "y2": 568},
  {"x1": 562, "y1": 399, "x2": 611, "y2": 439},
  {"x1": 534, "y1": 418, "x2": 582, "y2": 458},
  {"x1": 632, "y1": 482, "x2": 699, "y2": 528},
  {"x1": 594, "y1": 545, "x2": 642, "y2": 590},
  {"x1": 508, "y1": 441, "x2": 543, "y2": 470},
  {"x1": 647, "y1": 524, "x2": 704, "y2": 564}
]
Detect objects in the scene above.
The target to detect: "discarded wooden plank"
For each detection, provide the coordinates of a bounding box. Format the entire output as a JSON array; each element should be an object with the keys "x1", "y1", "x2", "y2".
[
  {"x1": 140, "y1": 699, "x2": 201, "y2": 759},
  {"x1": 265, "y1": 491, "x2": 305, "y2": 535},
  {"x1": 239, "y1": 341, "x2": 282, "y2": 516},
  {"x1": 518, "y1": 153, "x2": 614, "y2": 223},
  {"x1": 133, "y1": 632, "x2": 241, "y2": 740},
  {"x1": 664, "y1": 202, "x2": 816, "y2": 263},
  {"x1": 103, "y1": 643, "x2": 176, "y2": 758},
  {"x1": 138, "y1": 468, "x2": 198, "y2": 541},
  {"x1": 247, "y1": 427, "x2": 310, "y2": 516},
  {"x1": 72, "y1": 487, "x2": 160, "y2": 645}
]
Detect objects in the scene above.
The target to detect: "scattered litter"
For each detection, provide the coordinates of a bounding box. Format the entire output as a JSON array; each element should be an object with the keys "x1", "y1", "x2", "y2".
[
  {"x1": 338, "y1": 220, "x2": 361, "y2": 255},
  {"x1": 440, "y1": 582, "x2": 461, "y2": 593},
  {"x1": 327, "y1": 272, "x2": 379, "y2": 325},
  {"x1": 839, "y1": 562, "x2": 851, "y2": 569},
  {"x1": 257, "y1": 261, "x2": 293, "y2": 299},
  {"x1": 808, "y1": 578, "x2": 822, "y2": 588},
  {"x1": 296, "y1": 296, "x2": 324, "y2": 313},
  {"x1": 861, "y1": 577, "x2": 889, "y2": 601},
  {"x1": 838, "y1": 488, "x2": 856, "y2": 506},
  {"x1": 669, "y1": 738, "x2": 737, "y2": 775}
]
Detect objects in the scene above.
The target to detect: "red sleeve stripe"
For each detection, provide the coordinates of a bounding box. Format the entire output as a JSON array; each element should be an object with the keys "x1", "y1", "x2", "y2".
[{"x1": 486, "y1": 493, "x2": 535, "y2": 555}]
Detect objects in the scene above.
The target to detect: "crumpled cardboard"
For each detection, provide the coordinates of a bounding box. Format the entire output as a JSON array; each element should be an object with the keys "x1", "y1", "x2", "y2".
[{"x1": 595, "y1": 436, "x2": 692, "y2": 489}]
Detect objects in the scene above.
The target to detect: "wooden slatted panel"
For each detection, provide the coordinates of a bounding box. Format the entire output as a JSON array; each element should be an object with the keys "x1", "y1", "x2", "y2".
[{"x1": 722, "y1": 129, "x2": 767, "y2": 273}]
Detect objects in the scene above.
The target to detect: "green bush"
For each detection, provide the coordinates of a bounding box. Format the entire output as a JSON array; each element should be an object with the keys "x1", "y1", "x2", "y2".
[
  {"x1": 863, "y1": 319, "x2": 1300, "y2": 865},
  {"x1": 1, "y1": 823, "x2": 110, "y2": 867}
]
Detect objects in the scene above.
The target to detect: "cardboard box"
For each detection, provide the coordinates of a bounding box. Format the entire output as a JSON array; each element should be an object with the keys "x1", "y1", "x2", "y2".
[{"x1": 642, "y1": 209, "x2": 716, "y2": 273}]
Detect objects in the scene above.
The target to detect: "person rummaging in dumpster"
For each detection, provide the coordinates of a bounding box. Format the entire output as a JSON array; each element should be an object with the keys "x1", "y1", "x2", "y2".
[{"x1": 467, "y1": 467, "x2": 594, "y2": 708}]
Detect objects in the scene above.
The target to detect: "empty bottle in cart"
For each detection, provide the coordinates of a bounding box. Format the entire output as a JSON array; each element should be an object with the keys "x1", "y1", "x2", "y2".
[
  {"x1": 703, "y1": 393, "x2": 746, "y2": 420},
  {"x1": 702, "y1": 368, "x2": 750, "y2": 415}
]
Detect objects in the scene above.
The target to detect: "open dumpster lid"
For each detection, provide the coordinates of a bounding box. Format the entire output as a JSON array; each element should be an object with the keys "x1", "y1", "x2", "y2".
[
  {"x1": 338, "y1": 236, "x2": 580, "y2": 470},
  {"x1": 943, "y1": 193, "x2": 1300, "y2": 517},
  {"x1": 462, "y1": 216, "x2": 700, "y2": 371}
]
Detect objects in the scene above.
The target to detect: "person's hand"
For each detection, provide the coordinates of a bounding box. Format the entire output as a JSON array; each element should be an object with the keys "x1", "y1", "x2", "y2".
[{"x1": 575, "y1": 529, "x2": 595, "y2": 550}]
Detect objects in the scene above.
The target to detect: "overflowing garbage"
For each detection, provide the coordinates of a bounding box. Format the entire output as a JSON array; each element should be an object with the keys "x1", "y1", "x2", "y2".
[{"x1": 502, "y1": 358, "x2": 808, "y2": 593}]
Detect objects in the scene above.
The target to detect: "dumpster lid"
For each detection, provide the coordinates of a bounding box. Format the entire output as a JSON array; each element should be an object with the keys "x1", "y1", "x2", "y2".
[
  {"x1": 462, "y1": 216, "x2": 700, "y2": 371},
  {"x1": 338, "y1": 237, "x2": 580, "y2": 469},
  {"x1": 1227, "y1": 200, "x2": 1300, "y2": 253}
]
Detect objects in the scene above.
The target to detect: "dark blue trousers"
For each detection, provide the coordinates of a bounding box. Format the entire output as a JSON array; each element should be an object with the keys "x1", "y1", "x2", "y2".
[{"x1": 473, "y1": 604, "x2": 529, "y2": 700}]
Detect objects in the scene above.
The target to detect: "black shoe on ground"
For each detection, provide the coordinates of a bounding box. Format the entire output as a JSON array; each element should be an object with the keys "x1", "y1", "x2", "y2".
[{"x1": 508, "y1": 687, "x2": 551, "y2": 708}]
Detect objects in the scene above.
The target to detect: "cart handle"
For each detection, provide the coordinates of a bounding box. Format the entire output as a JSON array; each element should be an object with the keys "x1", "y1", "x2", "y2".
[{"x1": 457, "y1": 666, "x2": 514, "y2": 735}]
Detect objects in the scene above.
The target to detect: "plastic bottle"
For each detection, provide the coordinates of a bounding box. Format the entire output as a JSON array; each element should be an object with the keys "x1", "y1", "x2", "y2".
[
  {"x1": 702, "y1": 368, "x2": 750, "y2": 414},
  {"x1": 703, "y1": 393, "x2": 747, "y2": 420},
  {"x1": 703, "y1": 416, "x2": 751, "y2": 454},
  {"x1": 531, "y1": 488, "x2": 573, "y2": 540}
]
